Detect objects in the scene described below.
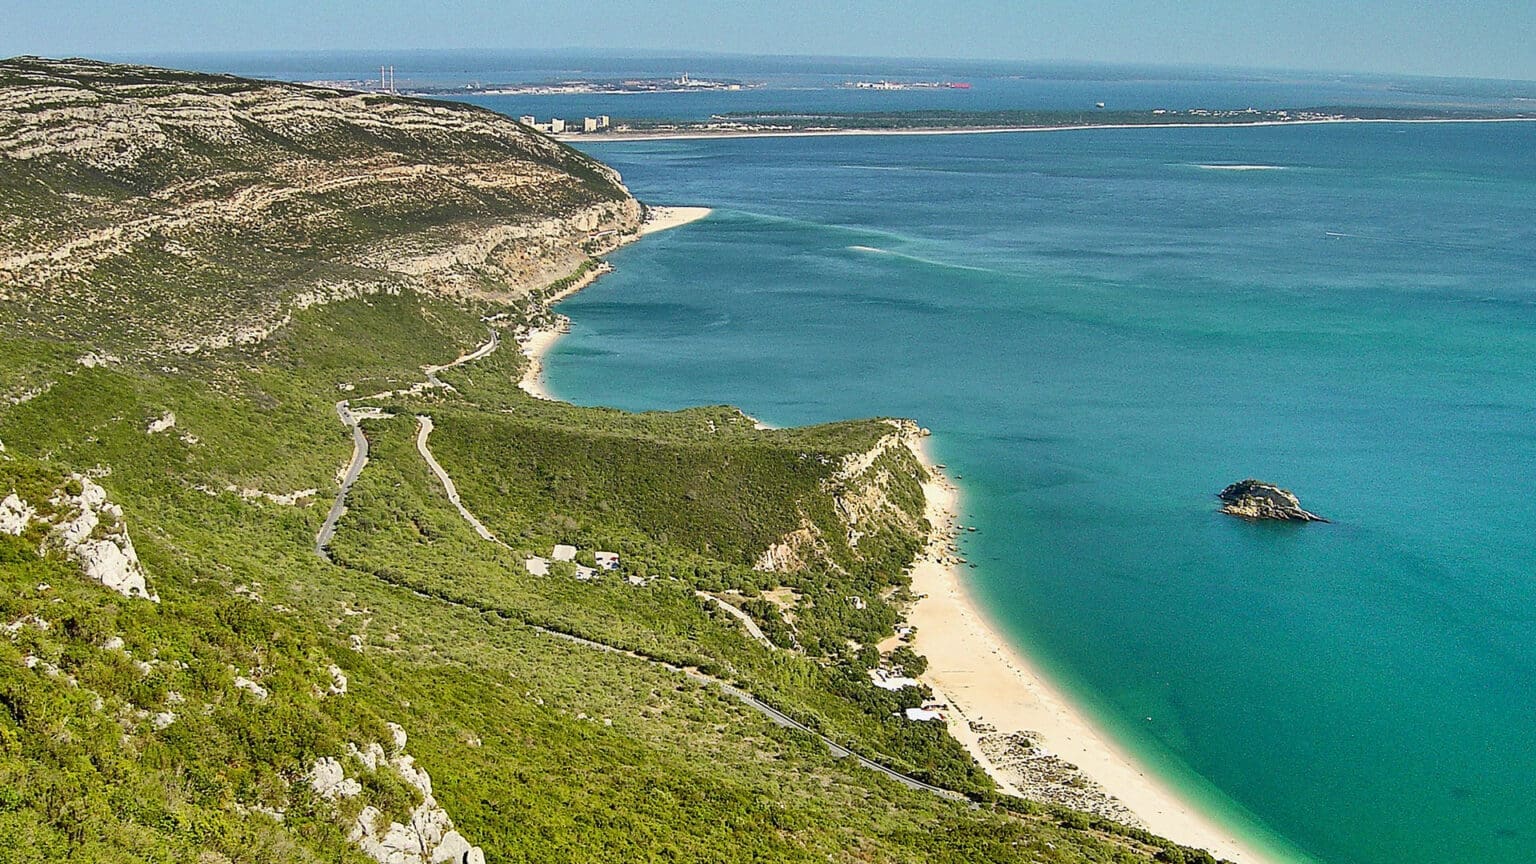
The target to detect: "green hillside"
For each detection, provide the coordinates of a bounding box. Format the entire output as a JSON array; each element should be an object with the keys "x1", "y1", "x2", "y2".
[{"x1": 0, "y1": 58, "x2": 1219, "y2": 864}]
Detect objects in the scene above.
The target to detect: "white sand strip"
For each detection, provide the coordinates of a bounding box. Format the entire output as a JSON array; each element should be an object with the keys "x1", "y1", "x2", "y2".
[
  {"x1": 905, "y1": 436, "x2": 1287, "y2": 864},
  {"x1": 518, "y1": 205, "x2": 712, "y2": 400}
]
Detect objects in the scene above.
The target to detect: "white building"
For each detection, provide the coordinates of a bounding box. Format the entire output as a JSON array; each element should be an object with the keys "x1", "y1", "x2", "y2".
[
  {"x1": 551, "y1": 544, "x2": 577, "y2": 562},
  {"x1": 869, "y1": 668, "x2": 920, "y2": 691},
  {"x1": 904, "y1": 707, "x2": 943, "y2": 722},
  {"x1": 524, "y1": 557, "x2": 549, "y2": 576},
  {"x1": 548, "y1": 117, "x2": 566, "y2": 134},
  {"x1": 518, "y1": 115, "x2": 536, "y2": 126},
  {"x1": 595, "y1": 551, "x2": 620, "y2": 570}
]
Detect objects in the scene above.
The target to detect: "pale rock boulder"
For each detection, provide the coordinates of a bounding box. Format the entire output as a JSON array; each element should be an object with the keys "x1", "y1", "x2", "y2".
[
  {"x1": 0, "y1": 493, "x2": 34, "y2": 535},
  {"x1": 307, "y1": 756, "x2": 363, "y2": 800},
  {"x1": 146, "y1": 411, "x2": 176, "y2": 433},
  {"x1": 327, "y1": 723, "x2": 486, "y2": 864},
  {"x1": 45, "y1": 476, "x2": 158, "y2": 601},
  {"x1": 233, "y1": 676, "x2": 269, "y2": 700},
  {"x1": 326, "y1": 663, "x2": 349, "y2": 695}
]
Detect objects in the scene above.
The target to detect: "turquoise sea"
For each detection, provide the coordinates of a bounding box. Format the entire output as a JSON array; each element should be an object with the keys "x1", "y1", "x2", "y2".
[{"x1": 542, "y1": 123, "x2": 1536, "y2": 864}]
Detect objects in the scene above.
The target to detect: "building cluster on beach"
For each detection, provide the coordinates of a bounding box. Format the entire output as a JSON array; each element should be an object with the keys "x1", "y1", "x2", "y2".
[
  {"x1": 519, "y1": 114, "x2": 611, "y2": 134},
  {"x1": 845, "y1": 80, "x2": 972, "y2": 90}
]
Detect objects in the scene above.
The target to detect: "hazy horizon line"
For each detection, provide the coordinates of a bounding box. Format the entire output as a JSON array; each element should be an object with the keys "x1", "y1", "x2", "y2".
[{"x1": 6, "y1": 48, "x2": 1535, "y2": 88}]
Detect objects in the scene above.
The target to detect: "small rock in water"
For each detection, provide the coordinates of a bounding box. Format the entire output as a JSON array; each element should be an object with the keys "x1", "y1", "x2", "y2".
[{"x1": 1217, "y1": 479, "x2": 1328, "y2": 522}]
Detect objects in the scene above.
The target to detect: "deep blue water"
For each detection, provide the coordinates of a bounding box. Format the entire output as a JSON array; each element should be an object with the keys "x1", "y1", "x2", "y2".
[{"x1": 540, "y1": 123, "x2": 1536, "y2": 864}]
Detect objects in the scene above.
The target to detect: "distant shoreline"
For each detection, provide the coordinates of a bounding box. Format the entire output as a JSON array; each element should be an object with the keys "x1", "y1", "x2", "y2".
[
  {"x1": 517, "y1": 206, "x2": 713, "y2": 400},
  {"x1": 559, "y1": 115, "x2": 1536, "y2": 143}
]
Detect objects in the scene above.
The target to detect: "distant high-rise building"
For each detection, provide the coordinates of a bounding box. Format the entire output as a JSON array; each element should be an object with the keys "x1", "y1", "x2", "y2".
[
  {"x1": 549, "y1": 118, "x2": 566, "y2": 133},
  {"x1": 583, "y1": 117, "x2": 599, "y2": 133},
  {"x1": 519, "y1": 115, "x2": 536, "y2": 126}
]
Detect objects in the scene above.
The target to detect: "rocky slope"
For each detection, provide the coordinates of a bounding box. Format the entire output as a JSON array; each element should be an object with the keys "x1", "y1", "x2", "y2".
[{"x1": 0, "y1": 56, "x2": 640, "y2": 356}]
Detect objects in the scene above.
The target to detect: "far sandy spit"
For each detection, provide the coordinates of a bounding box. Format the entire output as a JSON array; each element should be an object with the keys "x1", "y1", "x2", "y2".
[
  {"x1": 905, "y1": 435, "x2": 1293, "y2": 864},
  {"x1": 518, "y1": 205, "x2": 712, "y2": 399}
]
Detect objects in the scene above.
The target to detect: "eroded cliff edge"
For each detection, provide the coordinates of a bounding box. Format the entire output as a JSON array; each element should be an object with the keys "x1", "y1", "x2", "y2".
[{"x1": 0, "y1": 56, "x2": 640, "y2": 356}]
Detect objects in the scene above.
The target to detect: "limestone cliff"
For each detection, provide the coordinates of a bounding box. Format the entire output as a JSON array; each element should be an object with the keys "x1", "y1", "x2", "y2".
[{"x1": 0, "y1": 57, "x2": 641, "y2": 355}]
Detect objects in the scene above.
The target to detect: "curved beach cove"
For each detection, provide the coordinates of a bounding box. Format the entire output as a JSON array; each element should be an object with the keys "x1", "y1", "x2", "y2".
[{"x1": 544, "y1": 123, "x2": 1536, "y2": 864}]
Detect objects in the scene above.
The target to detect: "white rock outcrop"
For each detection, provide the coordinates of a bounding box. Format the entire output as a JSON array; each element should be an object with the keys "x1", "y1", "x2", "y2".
[
  {"x1": 233, "y1": 676, "x2": 269, "y2": 700},
  {"x1": 29, "y1": 476, "x2": 159, "y2": 601},
  {"x1": 311, "y1": 724, "x2": 485, "y2": 864},
  {"x1": 307, "y1": 756, "x2": 363, "y2": 801},
  {"x1": 0, "y1": 492, "x2": 34, "y2": 535},
  {"x1": 146, "y1": 411, "x2": 176, "y2": 433}
]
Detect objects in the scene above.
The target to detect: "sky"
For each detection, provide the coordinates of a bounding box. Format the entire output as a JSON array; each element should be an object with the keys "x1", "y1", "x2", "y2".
[{"x1": 3, "y1": 0, "x2": 1534, "y2": 81}]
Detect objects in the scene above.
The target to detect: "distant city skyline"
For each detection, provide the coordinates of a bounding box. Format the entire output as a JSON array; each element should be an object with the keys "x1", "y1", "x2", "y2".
[{"x1": 4, "y1": 0, "x2": 1534, "y2": 82}]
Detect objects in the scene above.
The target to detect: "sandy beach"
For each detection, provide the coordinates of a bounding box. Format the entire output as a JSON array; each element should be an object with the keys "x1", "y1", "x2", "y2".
[
  {"x1": 518, "y1": 205, "x2": 713, "y2": 399},
  {"x1": 903, "y1": 434, "x2": 1285, "y2": 864}
]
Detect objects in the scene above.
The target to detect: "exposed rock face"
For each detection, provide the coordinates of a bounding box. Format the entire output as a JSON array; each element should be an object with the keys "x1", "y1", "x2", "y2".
[
  {"x1": 0, "y1": 56, "x2": 641, "y2": 356},
  {"x1": 1218, "y1": 479, "x2": 1327, "y2": 522},
  {"x1": 15, "y1": 475, "x2": 160, "y2": 600},
  {"x1": 756, "y1": 418, "x2": 929, "y2": 573},
  {"x1": 308, "y1": 723, "x2": 485, "y2": 864},
  {"x1": 0, "y1": 492, "x2": 35, "y2": 535}
]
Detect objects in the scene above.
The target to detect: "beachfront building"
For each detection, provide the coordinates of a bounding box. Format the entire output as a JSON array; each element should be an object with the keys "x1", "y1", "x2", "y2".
[
  {"x1": 548, "y1": 117, "x2": 566, "y2": 133},
  {"x1": 870, "y1": 668, "x2": 921, "y2": 691},
  {"x1": 595, "y1": 551, "x2": 620, "y2": 570},
  {"x1": 518, "y1": 114, "x2": 536, "y2": 126},
  {"x1": 903, "y1": 707, "x2": 943, "y2": 722}
]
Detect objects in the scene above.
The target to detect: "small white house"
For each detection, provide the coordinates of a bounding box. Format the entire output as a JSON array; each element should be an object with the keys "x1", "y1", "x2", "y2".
[
  {"x1": 904, "y1": 707, "x2": 943, "y2": 722},
  {"x1": 524, "y1": 557, "x2": 549, "y2": 576},
  {"x1": 552, "y1": 544, "x2": 577, "y2": 562},
  {"x1": 575, "y1": 565, "x2": 598, "y2": 581},
  {"x1": 595, "y1": 551, "x2": 620, "y2": 570},
  {"x1": 870, "y1": 668, "x2": 921, "y2": 691}
]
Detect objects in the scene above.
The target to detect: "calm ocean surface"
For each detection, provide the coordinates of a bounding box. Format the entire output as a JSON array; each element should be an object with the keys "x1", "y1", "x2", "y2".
[{"x1": 546, "y1": 123, "x2": 1536, "y2": 864}]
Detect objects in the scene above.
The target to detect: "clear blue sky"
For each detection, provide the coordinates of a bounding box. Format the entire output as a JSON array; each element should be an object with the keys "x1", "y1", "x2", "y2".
[{"x1": 5, "y1": 0, "x2": 1534, "y2": 81}]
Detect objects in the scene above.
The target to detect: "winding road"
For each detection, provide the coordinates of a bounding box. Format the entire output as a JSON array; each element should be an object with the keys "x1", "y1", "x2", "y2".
[
  {"x1": 311, "y1": 325, "x2": 968, "y2": 804},
  {"x1": 535, "y1": 625, "x2": 966, "y2": 802},
  {"x1": 314, "y1": 328, "x2": 500, "y2": 560},
  {"x1": 416, "y1": 414, "x2": 507, "y2": 547},
  {"x1": 315, "y1": 400, "x2": 369, "y2": 559}
]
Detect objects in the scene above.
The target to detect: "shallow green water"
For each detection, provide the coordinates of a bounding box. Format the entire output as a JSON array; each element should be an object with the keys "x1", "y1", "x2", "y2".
[{"x1": 550, "y1": 123, "x2": 1536, "y2": 864}]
